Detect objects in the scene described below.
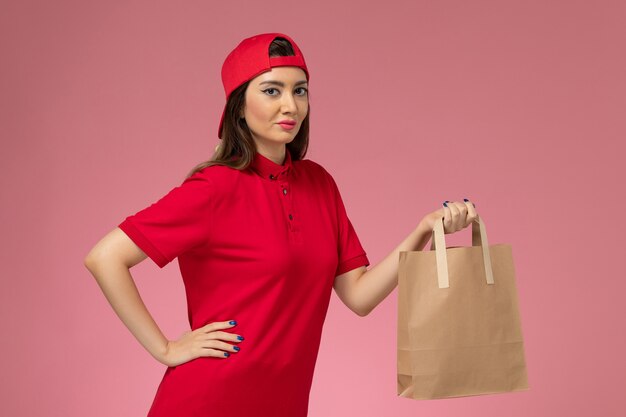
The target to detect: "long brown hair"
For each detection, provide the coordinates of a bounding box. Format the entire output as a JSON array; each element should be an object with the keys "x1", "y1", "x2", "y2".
[{"x1": 185, "y1": 37, "x2": 311, "y2": 179}]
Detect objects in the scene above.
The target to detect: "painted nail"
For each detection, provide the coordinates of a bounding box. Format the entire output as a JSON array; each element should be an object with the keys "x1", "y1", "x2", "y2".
[
  {"x1": 224, "y1": 352, "x2": 230, "y2": 357},
  {"x1": 443, "y1": 202, "x2": 448, "y2": 207},
  {"x1": 229, "y1": 320, "x2": 237, "y2": 325},
  {"x1": 237, "y1": 335, "x2": 244, "y2": 341},
  {"x1": 233, "y1": 346, "x2": 240, "y2": 351}
]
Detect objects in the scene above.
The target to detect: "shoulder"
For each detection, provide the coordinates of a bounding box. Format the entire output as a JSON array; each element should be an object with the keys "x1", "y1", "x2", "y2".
[
  {"x1": 298, "y1": 158, "x2": 332, "y2": 182},
  {"x1": 182, "y1": 163, "x2": 241, "y2": 186},
  {"x1": 178, "y1": 164, "x2": 240, "y2": 201},
  {"x1": 296, "y1": 158, "x2": 344, "y2": 203},
  {"x1": 299, "y1": 158, "x2": 342, "y2": 192}
]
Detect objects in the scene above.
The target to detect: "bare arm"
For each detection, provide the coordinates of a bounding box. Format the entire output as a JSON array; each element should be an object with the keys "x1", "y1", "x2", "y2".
[
  {"x1": 333, "y1": 200, "x2": 478, "y2": 317},
  {"x1": 333, "y1": 221, "x2": 431, "y2": 317},
  {"x1": 83, "y1": 227, "x2": 169, "y2": 363}
]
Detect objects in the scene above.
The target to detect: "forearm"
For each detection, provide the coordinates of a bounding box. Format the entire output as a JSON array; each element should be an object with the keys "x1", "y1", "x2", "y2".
[
  {"x1": 355, "y1": 222, "x2": 432, "y2": 316},
  {"x1": 85, "y1": 258, "x2": 168, "y2": 363}
]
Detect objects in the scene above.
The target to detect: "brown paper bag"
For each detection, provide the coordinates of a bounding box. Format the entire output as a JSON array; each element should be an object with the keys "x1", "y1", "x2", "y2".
[{"x1": 397, "y1": 215, "x2": 529, "y2": 400}]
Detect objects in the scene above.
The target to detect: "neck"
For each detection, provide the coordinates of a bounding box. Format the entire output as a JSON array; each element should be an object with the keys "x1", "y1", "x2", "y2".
[{"x1": 255, "y1": 143, "x2": 286, "y2": 165}]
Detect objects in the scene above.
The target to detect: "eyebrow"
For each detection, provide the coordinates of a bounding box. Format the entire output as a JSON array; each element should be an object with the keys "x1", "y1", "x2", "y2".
[{"x1": 259, "y1": 80, "x2": 308, "y2": 87}]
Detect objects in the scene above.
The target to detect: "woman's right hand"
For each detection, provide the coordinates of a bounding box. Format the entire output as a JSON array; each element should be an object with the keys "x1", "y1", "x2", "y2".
[{"x1": 159, "y1": 320, "x2": 244, "y2": 367}]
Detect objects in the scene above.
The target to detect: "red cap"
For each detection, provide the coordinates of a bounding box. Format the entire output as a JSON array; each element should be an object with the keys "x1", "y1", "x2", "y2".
[{"x1": 218, "y1": 33, "x2": 309, "y2": 139}]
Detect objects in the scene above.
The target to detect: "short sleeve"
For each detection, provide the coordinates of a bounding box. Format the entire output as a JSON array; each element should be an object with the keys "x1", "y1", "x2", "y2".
[
  {"x1": 117, "y1": 173, "x2": 214, "y2": 268},
  {"x1": 325, "y1": 171, "x2": 370, "y2": 277}
]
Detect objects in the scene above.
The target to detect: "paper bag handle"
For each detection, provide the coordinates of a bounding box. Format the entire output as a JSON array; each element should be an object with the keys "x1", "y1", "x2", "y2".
[{"x1": 429, "y1": 214, "x2": 495, "y2": 288}]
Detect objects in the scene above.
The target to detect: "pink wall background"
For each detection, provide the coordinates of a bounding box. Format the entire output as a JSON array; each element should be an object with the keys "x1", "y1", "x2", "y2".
[{"x1": 2, "y1": 0, "x2": 624, "y2": 416}]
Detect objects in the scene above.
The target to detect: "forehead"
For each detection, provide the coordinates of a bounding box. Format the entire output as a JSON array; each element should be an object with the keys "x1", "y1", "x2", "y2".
[{"x1": 252, "y1": 66, "x2": 308, "y2": 85}]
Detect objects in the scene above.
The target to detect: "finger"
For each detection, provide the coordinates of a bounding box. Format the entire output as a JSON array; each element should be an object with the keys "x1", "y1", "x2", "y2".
[
  {"x1": 204, "y1": 331, "x2": 244, "y2": 343},
  {"x1": 463, "y1": 198, "x2": 478, "y2": 224},
  {"x1": 442, "y1": 201, "x2": 452, "y2": 231},
  {"x1": 198, "y1": 347, "x2": 232, "y2": 358},
  {"x1": 447, "y1": 201, "x2": 461, "y2": 232},
  {"x1": 203, "y1": 320, "x2": 237, "y2": 333},
  {"x1": 452, "y1": 201, "x2": 469, "y2": 230},
  {"x1": 203, "y1": 340, "x2": 240, "y2": 354}
]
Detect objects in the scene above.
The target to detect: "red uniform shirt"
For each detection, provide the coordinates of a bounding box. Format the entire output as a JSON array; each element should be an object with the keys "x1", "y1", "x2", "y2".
[{"x1": 118, "y1": 150, "x2": 370, "y2": 417}]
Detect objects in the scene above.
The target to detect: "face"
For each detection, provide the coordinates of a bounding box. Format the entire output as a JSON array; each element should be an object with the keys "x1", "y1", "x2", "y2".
[{"x1": 241, "y1": 66, "x2": 309, "y2": 155}]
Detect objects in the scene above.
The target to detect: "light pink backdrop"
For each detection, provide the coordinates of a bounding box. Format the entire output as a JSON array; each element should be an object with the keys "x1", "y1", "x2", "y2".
[{"x1": 2, "y1": 0, "x2": 624, "y2": 416}]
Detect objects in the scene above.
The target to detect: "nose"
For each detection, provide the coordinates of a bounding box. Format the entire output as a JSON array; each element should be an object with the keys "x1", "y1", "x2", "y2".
[{"x1": 280, "y1": 91, "x2": 298, "y2": 114}]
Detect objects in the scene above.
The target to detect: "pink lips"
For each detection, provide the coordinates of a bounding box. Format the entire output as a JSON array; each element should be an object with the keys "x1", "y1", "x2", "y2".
[{"x1": 277, "y1": 122, "x2": 296, "y2": 130}]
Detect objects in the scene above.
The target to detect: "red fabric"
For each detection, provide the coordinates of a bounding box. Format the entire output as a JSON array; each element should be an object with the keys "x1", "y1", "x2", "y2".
[{"x1": 118, "y1": 150, "x2": 369, "y2": 417}]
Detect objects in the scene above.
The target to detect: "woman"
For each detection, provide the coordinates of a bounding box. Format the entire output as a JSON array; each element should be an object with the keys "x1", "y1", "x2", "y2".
[{"x1": 84, "y1": 32, "x2": 477, "y2": 417}]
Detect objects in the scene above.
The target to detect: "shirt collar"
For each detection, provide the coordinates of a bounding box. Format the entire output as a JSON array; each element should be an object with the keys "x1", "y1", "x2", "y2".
[{"x1": 249, "y1": 149, "x2": 293, "y2": 181}]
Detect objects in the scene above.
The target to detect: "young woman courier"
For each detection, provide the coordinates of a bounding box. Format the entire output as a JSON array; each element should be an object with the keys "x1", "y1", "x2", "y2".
[{"x1": 84, "y1": 32, "x2": 478, "y2": 417}]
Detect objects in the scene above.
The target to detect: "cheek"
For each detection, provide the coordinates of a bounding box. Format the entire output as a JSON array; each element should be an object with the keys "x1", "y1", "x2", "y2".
[
  {"x1": 246, "y1": 95, "x2": 271, "y2": 122},
  {"x1": 298, "y1": 98, "x2": 309, "y2": 115}
]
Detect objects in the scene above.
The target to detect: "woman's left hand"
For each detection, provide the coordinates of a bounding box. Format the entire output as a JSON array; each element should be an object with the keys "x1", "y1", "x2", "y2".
[{"x1": 419, "y1": 199, "x2": 478, "y2": 235}]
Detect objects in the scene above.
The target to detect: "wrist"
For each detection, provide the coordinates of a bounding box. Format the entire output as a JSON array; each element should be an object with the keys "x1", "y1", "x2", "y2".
[
  {"x1": 154, "y1": 340, "x2": 171, "y2": 366},
  {"x1": 412, "y1": 219, "x2": 433, "y2": 251},
  {"x1": 416, "y1": 216, "x2": 433, "y2": 235}
]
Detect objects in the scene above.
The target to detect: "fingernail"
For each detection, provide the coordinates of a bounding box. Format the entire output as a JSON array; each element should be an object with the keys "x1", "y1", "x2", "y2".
[
  {"x1": 237, "y1": 335, "x2": 244, "y2": 341},
  {"x1": 443, "y1": 202, "x2": 448, "y2": 207},
  {"x1": 463, "y1": 198, "x2": 476, "y2": 207},
  {"x1": 229, "y1": 320, "x2": 237, "y2": 325},
  {"x1": 233, "y1": 346, "x2": 240, "y2": 351},
  {"x1": 224, "y1": 352, "x2": 230, "y2": 357}
]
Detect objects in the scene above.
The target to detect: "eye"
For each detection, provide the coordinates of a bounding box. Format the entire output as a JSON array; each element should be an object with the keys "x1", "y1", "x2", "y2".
[{"x1": 262, "y1": 87, "x2": 308, "y2": 97}]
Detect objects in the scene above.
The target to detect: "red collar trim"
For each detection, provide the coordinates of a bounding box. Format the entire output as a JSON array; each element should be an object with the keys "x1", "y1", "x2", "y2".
[{"x1": 249, "y1": 150, "x2": 292, "y2": 180}]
